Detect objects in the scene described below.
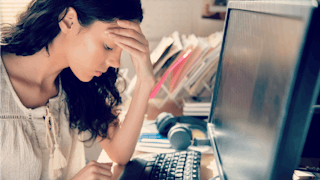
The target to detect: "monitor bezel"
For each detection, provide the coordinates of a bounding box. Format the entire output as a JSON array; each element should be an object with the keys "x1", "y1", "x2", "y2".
[{"x1": 208, "y1": 1, "x2": 319, "y2": 180}]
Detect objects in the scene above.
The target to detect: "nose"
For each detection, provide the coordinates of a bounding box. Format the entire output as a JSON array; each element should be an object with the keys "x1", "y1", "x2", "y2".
[
  {"x1": 106, "y1": 58, "x2": 120, "y2": 68},
  {"x1": 105, "y1": 48, "x2": 122, "y2": 69}
]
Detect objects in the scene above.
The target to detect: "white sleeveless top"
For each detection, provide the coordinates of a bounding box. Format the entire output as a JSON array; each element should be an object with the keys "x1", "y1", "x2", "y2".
[{"x1": 0, "y1": 58, "x2": 86, "y2": 179}]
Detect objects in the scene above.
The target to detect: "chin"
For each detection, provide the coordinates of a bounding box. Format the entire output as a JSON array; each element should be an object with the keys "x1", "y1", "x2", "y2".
[{"x1": 76, "y1": 74, "x2": 94, "y2": 83}]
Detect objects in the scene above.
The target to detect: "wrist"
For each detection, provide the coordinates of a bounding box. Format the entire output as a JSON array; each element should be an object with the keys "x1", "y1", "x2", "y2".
[{"x1": 136, "y1": 77, "x2": 155, "y2": 93}]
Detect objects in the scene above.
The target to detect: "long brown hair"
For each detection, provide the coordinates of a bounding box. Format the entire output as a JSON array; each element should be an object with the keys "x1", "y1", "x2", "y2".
[{"x1": 1, "y1": 0, "x2": 143, "y2": 144}]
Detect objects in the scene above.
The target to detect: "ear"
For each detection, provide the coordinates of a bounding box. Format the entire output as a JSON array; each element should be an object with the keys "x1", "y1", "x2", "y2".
[{"x1": 59, "y1": 7, "x2": 80, "y2": 34}]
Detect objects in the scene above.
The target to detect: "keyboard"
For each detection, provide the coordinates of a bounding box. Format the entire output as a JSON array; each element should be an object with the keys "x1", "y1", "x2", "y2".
[{"x1": 119, "y1": 150, "x2": 201, "y2": 180}]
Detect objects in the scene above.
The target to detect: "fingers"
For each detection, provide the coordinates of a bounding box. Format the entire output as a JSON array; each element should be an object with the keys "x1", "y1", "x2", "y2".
[
  {"x1": 117, "y1": 20, "x2": 142, "y2": 34},
  {"x1": 105, "y1": 20, "x2": 149, "y2": 52},
  {"x1": 97, "y1": 162, "x2": 113, "y2": 170},
  {"x1": 107, "y1": 28, "x2": 148, "y2": 46},
  {"x1": 114, "y1": 41, "x2": 147, "y2": 60},
  {"x1": 111, "y1": 34, "x2": 147, "y2": 54},
  {"x1": 88, "y1": 161, "x2": 113, "y2": 177},
  {"x1": 106, "y1": 21, "x2": 150, "y2": 57},
  {"x1": 105, "y1": 28, "x2": 148, "y2": 51}
]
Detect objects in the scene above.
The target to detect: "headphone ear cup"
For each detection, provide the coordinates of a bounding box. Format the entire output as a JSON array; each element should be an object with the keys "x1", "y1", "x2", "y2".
[
  {"x1": 168, "y1": 124, "x2": 192, "y2": 150},
  {"x1": 155, "y1": 112, "x2": 176, "y2": 137}
]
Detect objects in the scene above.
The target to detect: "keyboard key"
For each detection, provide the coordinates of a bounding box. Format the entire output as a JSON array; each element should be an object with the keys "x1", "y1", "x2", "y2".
[
  {"x1": 180, "y1": 154, "x2": 187, "y2": 158},
  {"x1": 175, "y1": 169, "x2": 184, "y2": 173},
  {"x1": 152, "y1": 170, "x2": 160, "y2": 175},
  {"x1": 160, "y1": 168, "x2": 169, "y2": 173},
  {"x1": 180, "y1": 151, "x2": 187, "y2": 155},
  {"x1": 166, "y1": 177, "x2": 174, "y2": 180},
  {"x1": 150, "y1": 174, "x2": 159, "y2": 180},
  {"x1": 176, "y1": 165, "x2": 184, "y2": 169},
  {"x1": 159, "y1": 173, "x2": 167, "y2": 179},
  {"x1": 167, "y1": 171, "x2": 175, "y2": 177},
  {"x1": 175, "y1": 173, "x2": 183, "y2": 178},
  {"x1": 160, "y1": 154, "x2": 166, "y2": 158}
]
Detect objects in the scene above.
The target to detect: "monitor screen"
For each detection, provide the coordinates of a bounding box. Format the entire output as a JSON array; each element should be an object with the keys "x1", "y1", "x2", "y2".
[{"x1": 208, "y1": 8, "x2": 305, "y2": 180}]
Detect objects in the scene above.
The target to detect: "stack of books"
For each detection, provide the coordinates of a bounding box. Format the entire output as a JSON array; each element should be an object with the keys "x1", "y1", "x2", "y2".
[
  {"x1": 125, "y1": 30, "x2": 223, "y2": 109},
  {"x1": 182, "y1": 96, "x2": 211, "y2": 117}
]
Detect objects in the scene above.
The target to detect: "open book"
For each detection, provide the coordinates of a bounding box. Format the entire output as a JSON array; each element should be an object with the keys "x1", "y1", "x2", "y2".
[{"x1": 152, "y1": 31, "x2": 183, "y2": 79}]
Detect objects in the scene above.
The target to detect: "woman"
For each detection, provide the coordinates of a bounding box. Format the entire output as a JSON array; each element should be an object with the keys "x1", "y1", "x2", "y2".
[{"x1": 0, "y1": 0, "x2": 155, "y2": 179}]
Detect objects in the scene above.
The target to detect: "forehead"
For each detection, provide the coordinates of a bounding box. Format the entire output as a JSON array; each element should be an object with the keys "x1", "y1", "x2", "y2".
[{"x1": 81, "y1": 20, "x2": 120, "y2": 34}]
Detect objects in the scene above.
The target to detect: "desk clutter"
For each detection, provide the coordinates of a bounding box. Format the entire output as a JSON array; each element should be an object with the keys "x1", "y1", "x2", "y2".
[
  {"x1": 119, "y1": 150, "x2": 202, "y2": 180},
  {"x1": 135, "y1": 113, "x2": 212, "y2": 154}
]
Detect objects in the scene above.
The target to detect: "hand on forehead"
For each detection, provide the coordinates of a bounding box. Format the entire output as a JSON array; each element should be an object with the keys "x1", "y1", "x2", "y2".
[{"x1": 105, "y1": 20, "x2": 142, "y2": 33}]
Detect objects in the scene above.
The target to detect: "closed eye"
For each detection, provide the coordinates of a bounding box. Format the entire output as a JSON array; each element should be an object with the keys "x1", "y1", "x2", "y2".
[{"x1": 105, "y1": 44, "x2": 113, "y2": 50}]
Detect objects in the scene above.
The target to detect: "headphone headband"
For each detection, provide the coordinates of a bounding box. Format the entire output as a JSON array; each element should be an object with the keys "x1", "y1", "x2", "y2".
[{"x1": 177, "y1": 116, "x2": 207, "y2": 129}]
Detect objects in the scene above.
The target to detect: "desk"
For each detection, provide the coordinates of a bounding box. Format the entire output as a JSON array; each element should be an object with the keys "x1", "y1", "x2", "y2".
[
  {"x1": 100, "y1": 119, "x2": 217, "y2": 180},
  {"x1": 109, "y1": 150, "x2": 216, "y2": 180}
]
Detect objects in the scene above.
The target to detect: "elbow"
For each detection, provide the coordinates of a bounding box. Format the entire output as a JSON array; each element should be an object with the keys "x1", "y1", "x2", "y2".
[
  {"x1": 108, "y1": 149, "x2": 134, "y2": 166},
  {"x1": 111, "y1": 155, "x2": 132, "y2": 166},
  {"x1": 115, "y1": 160, "x2": 129, "y2": 166}
]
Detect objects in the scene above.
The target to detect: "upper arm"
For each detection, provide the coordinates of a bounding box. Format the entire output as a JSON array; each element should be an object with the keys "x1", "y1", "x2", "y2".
[{"x1": 97, "y1": 117, "x2": 120, "y2": 144}]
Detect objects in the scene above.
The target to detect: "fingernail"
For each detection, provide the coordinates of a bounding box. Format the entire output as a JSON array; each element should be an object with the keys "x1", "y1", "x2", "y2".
[
  {"x1": 117, "y1": 20, "x2": 125, "y2": 25},
  {"x1": 109, "y1": 33, "x2": 116, "y2": 38}
]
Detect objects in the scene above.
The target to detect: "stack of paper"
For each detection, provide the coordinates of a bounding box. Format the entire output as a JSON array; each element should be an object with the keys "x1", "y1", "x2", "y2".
[{"x1": 182, "y1": 96, "x2": 211, "y2": 117}]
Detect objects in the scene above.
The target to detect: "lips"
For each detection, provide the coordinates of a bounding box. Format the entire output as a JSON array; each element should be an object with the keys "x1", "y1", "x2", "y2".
[{"x1": 95, "y1": 71, "x2": 102, "y2": 77}]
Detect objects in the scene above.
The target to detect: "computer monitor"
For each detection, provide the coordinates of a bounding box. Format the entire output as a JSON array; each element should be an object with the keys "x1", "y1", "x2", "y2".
[{"x1": 207, "y1": 1, "x2": 320, "y2": 180}]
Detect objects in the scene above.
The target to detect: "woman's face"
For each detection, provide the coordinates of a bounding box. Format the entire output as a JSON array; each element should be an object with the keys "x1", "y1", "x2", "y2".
[{"x1": 64, "y1": 20, "x2": 122, "y2": 82}]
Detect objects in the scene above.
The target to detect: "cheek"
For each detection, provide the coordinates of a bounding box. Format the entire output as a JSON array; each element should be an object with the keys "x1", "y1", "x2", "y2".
[
  {"x1": 67, "y1": 37, "x2": 101, "y2": 82},
  {"x1": 70, "y1": 36, "x2": 101, "y2": 68}
]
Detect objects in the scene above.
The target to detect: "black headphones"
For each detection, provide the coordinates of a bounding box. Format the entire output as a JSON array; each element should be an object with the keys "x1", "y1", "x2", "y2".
[{"x1": 155, "y1": 112, "x2": 210, "y2": 150}]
